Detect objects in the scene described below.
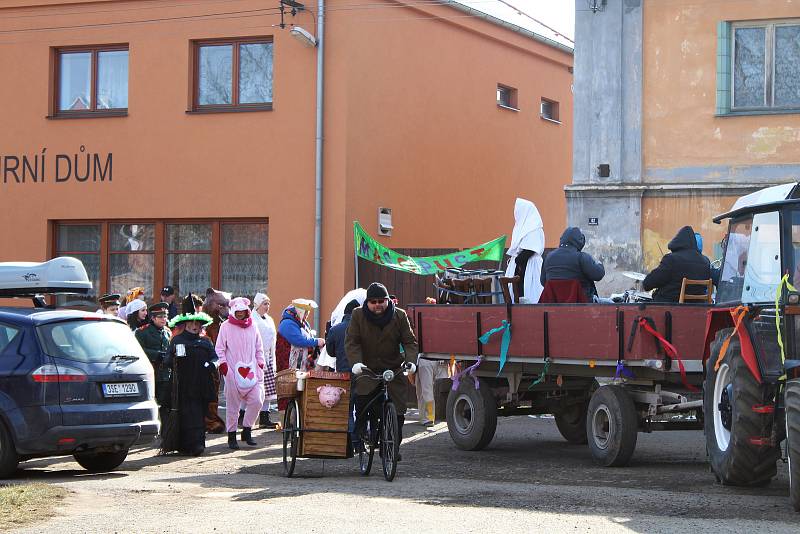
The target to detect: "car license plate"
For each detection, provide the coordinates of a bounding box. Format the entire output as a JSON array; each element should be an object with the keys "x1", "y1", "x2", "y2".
[{"x1": 102, "y1": 382, "x2": 139, "y2": 397}]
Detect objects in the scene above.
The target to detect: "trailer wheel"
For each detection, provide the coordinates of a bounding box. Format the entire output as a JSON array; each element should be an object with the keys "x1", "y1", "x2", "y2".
[
  {"x1": 587, "y1": 386, "x2": 638, "y2": 467},
  {"x1": 703, "y1": 329, "x2": 778, "y2": 486},
  {"x1": 0, "y1": 419, "x2": 19, "y2": 479},
  {"x1": 446, "y1": 377, "x2": 497, "y2": 451},
  {"x1": 555, "y1": 402, "x2": 589, "y2": 445},
  {"x1": 785, "y1": 379, "x2": 800, "y2": 512}
]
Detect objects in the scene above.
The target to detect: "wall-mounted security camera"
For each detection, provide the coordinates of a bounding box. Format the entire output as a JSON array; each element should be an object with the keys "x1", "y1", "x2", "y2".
[{"x1": 378, "y1": 207, "x2": 393, "y2": 236}]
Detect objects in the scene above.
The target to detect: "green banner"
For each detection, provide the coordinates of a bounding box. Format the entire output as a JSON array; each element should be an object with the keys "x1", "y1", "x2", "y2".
[{"x1": 354, "y1": 222, "x2": 506, "y2": 276}]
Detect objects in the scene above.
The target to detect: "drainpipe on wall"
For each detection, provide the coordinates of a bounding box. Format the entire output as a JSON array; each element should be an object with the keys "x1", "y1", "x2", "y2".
[{"x1": 313, "y1": 0, "x2": 325, "y2": 320}]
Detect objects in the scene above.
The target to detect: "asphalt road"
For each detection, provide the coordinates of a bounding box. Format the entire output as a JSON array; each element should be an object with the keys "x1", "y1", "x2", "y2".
[{"x1": 5, "y1": 414, "x2": 800, "y2": 533}]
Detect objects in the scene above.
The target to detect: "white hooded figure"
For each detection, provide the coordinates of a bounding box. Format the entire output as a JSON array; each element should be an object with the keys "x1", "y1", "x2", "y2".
[
  {"x1": 315, "y1": 290, "x2": 366, "y2": 369},
  {"x1": 504, "y1": 198, "x2": 545, "y2": 303}
]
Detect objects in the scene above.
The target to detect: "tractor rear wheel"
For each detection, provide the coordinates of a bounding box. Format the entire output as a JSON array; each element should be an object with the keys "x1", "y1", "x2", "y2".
[
  {"x1": 703, "y1": 329, "x2": 779, "y2": 486},
  {"x1": 785, "y1": 378, "x2": 800, "y2": 512}
]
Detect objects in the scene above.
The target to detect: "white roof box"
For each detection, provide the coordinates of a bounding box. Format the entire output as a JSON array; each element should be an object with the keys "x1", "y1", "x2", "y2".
[{"x1": 0, "y1": 257, "x2": 92, "y2": 297}]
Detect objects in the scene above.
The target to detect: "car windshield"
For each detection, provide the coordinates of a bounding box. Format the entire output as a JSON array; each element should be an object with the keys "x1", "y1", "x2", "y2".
[{"x1": 37, "y1": 319, "x2": 146, "y2": 363}]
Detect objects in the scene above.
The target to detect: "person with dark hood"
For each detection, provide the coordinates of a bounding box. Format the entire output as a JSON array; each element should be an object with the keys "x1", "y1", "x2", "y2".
[
  {"x1": 135, "y1": 302, "x2": 172, "y2": 417},
  {"x1": 326, "y1": 299, "x2": 360, "y2": 373},
  {"x1": 161, "y1": 296, "x2": 217, "y2": 456},
  {"x1": 346, "y1": 282, "x2": 418, "y2": 456},
  {"x1": 540, "y1": 227, "x2": 605, "y2": 301},
  {"x1": 643, "y1": 225, "x2": 712, "y2": 303}
]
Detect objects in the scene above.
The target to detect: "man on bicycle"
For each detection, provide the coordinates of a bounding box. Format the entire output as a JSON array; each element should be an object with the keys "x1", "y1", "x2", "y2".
[{"x1": 346, "y1": 283, "x2": 418, "y2": 456}]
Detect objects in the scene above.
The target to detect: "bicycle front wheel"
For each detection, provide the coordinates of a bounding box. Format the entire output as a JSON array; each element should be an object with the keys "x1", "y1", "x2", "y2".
[{"x1": 381, "y1": 401, "x2": 399, "y2": 482}]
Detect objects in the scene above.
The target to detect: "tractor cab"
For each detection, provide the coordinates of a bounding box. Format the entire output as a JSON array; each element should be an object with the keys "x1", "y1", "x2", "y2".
[{"x1": 714, "y1": 182, "x2": 800, "y2": 306}]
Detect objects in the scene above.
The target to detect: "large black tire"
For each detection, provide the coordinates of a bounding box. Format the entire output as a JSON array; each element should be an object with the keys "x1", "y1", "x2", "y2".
[
  {"x1": 555, "y1": 401, "x2": 589, "y2": 445},
  {"x1": 704, "y1": 329, "x2": 779, "y2": 486},
  {"x1": 381, "y1": 402, "x2": 399, "y2": 482},
  {"x1": 282, "y1": 400, "x2": 300, "y2": 478},
  {"x1": 586, "y1": 385, "x2": 638, "y2": 467},
  {"x1": 446, "y1": 377, "x2": 497, "y2": 451},
  {"x1": 73, "y1": 449, "x2": 128, "y2": 473},
  {"x1": 785, "y1": 379, "x2": 800, "y2": 512},
  {"x1": 0, "y1": 419, "x2": 19, "y2": 479}
]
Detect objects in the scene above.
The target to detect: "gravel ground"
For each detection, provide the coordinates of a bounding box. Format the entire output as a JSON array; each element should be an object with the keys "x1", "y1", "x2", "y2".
[{"x1": 5, "y1": 414, "x2": 800, "y2": 533}]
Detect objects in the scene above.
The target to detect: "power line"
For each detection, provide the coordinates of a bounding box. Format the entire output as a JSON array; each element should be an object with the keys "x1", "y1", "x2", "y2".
[
  {"x1": 0, "y1": 0, "x2": 503, "y2": 33},
  {"x1": 493, "y1": 0, "x2": 573, "y2": 44}
]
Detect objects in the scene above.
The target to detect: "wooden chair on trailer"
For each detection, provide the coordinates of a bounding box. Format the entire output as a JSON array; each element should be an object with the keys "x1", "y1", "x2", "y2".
[
  {"x1": 678, "y1": 278, "x2": 713, "y2": 304},
  {"x1": 499, "y1": 276, "x2": 521, "y2": 304}
]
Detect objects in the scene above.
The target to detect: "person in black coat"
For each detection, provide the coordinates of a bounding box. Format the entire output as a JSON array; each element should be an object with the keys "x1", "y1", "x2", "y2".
[
  {"x1": 541, "y1": 227, "x2": 605, "y2": 300},
  {"x1": 326, "y1": 299, "x2": 360, "y2": 373},
  {"x1": 643, "y1": 225, "x2": 712, "y2": 303}
]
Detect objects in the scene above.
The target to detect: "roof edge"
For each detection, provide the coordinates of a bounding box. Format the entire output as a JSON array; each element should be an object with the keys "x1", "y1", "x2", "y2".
[{"x1": 444, "y1": 1, "x2": 574, "y2": 54}]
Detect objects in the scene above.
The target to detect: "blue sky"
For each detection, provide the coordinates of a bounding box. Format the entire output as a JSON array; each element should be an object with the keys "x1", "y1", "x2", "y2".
[{"x1": 457, "y1": 0, "x2": 575, "y2": 47}]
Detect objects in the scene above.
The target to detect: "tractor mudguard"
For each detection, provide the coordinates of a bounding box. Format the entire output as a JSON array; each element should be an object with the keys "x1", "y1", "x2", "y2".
[{"x1": 703, "y1": 308, "x2": 762, "y2": 384}]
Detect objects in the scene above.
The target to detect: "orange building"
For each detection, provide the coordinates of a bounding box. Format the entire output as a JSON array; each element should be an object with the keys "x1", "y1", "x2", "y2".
[
  {"x1": 571, "y1": 0, "x2": 799, "y2": 293},
  {"x1": 0, "y1": 0, "x2": 573, "y2": 319}
]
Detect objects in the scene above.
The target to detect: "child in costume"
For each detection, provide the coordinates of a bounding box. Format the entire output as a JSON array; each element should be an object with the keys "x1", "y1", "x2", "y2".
[{"x1": 216, "y1": 297, "x2": 266, "y2": 449}]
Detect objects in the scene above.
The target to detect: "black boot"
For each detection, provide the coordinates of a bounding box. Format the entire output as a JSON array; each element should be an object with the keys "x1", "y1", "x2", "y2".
[
  {"x1": 241, "y1": 427, "x2": 257, "y2": 446},
  {"x1": 227, "y1": 431, "x2": 240, "y2": 450},
  {"x1": 259, "y1": 411, "x2": 278, "y2": 429}
]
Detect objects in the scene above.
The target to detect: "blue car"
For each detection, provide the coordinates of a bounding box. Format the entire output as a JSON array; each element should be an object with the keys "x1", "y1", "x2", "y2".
[{"x1": 0, "y1": 308, "x2": 160, "y2": 477}]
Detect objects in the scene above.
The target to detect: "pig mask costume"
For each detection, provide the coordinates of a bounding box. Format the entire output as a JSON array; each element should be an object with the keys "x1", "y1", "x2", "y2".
[{"x1": 216, "y1": 297, "x2": 266, "y2": 448}]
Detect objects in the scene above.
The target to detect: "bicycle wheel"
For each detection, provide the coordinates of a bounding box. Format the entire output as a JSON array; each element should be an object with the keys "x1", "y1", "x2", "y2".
[
  {"x1": 381, "y1": 401, "x2": 399, "y2": 482},
  {"x1": 359, "y1": 415, "x2": 375, "y2": 476},
  {"x1": 282, "y1": 400, "x2": 300, "y2": 477}
]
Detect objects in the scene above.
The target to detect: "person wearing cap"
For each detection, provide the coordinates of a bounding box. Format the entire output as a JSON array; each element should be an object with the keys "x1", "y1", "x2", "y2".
[
  {"x1": 136, "y1": 302, "x2": 173, "y2": 416},
  {"x1": 161, "y1": 300, "x2": 217, "y2": 456},
  {"x1": 118, "y1": 287, "x2": 146, "y2": 321},
  {"x1": 97, "y1": 293, "x2": 121, "y2": 316},
  {"x1": 126, "y1": 299, "x2": 149, "y2": 331},
  {"x1": 215, "y1": 297, "x2": 266, "y2": 449},
  {"x1": 252, "y1": 293, "x2": 278, "y2": 429},
  {"x1": 275, "y1": 299, "x2": 325, "y2": 415},
  {"x1": 160, "y1": 286, "x2": 178, "y2": 320},
  {"x1": 346, "y1": 282, "x2": 418, "y2": 456}
]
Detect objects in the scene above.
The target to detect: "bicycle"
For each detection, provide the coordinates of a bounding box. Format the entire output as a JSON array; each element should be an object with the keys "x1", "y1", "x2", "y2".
[{"x1": 352, "y1": 362, "x2": 415, "y2": 482}]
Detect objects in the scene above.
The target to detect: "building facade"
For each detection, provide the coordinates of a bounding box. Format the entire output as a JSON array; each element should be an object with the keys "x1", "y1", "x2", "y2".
[
  {"x1": 0, "y1": 0, "x2": 573, "y2": 318},
  {"x1": 571, "y1": 0, "x2": 800, "y2": 293}
]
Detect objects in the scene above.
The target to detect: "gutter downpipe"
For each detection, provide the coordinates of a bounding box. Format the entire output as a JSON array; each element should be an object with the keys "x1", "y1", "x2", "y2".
[{"x1": 313, "y1": 0, "x2": 324, "y2": 320}]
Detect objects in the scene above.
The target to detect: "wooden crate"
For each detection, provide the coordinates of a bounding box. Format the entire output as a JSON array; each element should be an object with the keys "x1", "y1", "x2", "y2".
[{"x1": 299, "y1": 371, "x2": 351, "y2": 458}]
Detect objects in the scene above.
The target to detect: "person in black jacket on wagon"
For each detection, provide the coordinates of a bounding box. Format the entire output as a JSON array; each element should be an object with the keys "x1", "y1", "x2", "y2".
[{"x1": 643, "y1": 225, "x2": 712, "y2": 303}]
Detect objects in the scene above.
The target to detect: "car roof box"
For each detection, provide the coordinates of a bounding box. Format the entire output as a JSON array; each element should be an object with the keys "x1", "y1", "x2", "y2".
[{"x1": 0, "y1": 257, "x2": 92, "y2": 297}]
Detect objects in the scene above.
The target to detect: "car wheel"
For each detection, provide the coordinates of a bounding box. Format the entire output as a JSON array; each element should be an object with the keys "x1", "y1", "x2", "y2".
[
  {"x1": 0, "y1": 420, "x2": 19, "y2": 479},
  {"x1": 73, "y1": 449, "x2": 128, "y2": 473}
]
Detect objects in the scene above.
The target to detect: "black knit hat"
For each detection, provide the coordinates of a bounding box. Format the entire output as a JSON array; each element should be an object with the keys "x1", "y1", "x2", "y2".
[{"x1": 366, "y1": 283, "x2": 389, "y2": 300}]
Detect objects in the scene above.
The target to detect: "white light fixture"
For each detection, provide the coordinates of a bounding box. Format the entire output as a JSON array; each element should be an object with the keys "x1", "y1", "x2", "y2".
[
  {"x1": 290, "y1": 26, "x2": 318, "y2": 47},
  {"x1": 378, "y1": 207, "x2": 393, "y2": 236}
]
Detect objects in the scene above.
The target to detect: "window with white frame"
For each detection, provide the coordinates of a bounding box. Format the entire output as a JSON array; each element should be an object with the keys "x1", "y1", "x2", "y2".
[
  {"x1": 732, "y1": 20, "x2": 800, "y2": 110},
  {"x1": 496, "y1": 84, "x2": 518, "y2": 110},
  {"x1": 540, "y1": 98, "x2": 560, "y2": 122}
]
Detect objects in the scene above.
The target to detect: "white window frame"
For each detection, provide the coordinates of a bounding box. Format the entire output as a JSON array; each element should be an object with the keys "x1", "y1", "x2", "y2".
[{"x1": 731, "y1": 19, "x2": 800, "y2": 111}]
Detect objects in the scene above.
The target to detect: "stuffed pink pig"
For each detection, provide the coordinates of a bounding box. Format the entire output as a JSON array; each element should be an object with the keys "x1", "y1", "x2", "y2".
[{"x1": 317, "y1": 385, "x2": 346, "y2": 409}]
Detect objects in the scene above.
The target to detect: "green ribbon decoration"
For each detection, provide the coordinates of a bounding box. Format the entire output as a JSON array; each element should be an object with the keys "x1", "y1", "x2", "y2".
[
  {"x1": 527, "y1": 359, "x2": 551, "y2": 390},
  {"x1": 775, "y1": 274, "x2": 797, "y2": 377},
  {"x1": 479, "y1": 320, "x2": 512, "y2": 376}
]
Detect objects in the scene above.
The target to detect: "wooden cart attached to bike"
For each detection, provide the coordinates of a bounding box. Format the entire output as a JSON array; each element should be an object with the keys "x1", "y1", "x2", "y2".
[{"x1": 276, "y1": 369, "x2": 352, "y2": 477}]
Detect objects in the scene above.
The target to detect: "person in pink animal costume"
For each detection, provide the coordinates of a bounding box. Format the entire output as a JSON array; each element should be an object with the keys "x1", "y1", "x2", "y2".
[{"x1": 216, "y1": 297, "x2": 266, "y2": 450}]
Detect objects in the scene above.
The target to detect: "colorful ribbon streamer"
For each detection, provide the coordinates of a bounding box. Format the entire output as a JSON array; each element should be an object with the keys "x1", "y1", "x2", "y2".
[
  {"x1": 479, "y1": 320, "x2": 512, "y2": 376},
  {"x1": 775, "y1": 273, "x2": 797, "y2": 367},
  {"x1": 451, "y1": 356, "x2": 484, "y2": 391},
  {"x1": 637, "y1": 317, "x2": 699, "y2": 393}
]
